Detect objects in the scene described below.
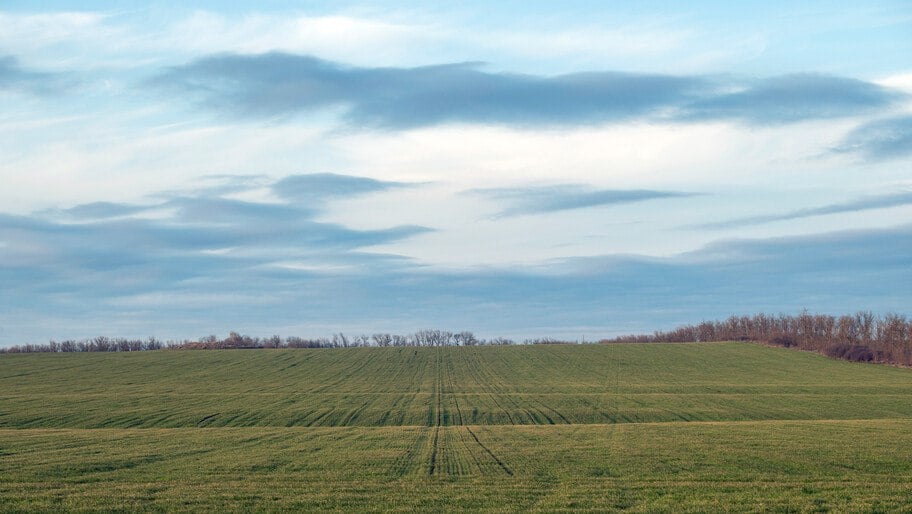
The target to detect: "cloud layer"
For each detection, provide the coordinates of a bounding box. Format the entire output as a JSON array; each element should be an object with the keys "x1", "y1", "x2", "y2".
[
  {"x1": 696, "y1": 191, "x2": 912, "y2": 229},
  {"x1": 835, "y1": 115, "x2": 912, "y2": 161},
  {"x1": 472, "y1": 185, "x2": 697, "y2": 217},
  {"x1": 1, "y1": 174, "x2": 429, "y2": 298},
  {"x1": 3, "y1": 4, "x2": 910, "y2": 346},
  {"x1": 3, "y1": 186, "x2": 909, "y2": 342},
  {"x1": 272, "y1": 172, "x2": 410, "y2": 202},
  {"x1": 152, "y1": 52, "x2": 904, "y2": 128},
  {"x1": 0, "y1": 55, "x2": 69, "y2": 95}
]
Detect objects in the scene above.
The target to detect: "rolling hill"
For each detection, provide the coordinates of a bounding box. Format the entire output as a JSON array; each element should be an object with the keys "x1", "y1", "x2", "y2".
[{"x1": 2, "y1": 343, "x2": 911, "y2": 511}]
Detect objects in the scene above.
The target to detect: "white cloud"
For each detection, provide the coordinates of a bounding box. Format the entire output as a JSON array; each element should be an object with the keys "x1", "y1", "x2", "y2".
[
  {"x1": 873, "y1": 72, "x2": 912, "y2": 113},
  {"x1": 330, "y1": 120, "x2": 860, "y2": 191},
  {"x1": 313, "y1": 118, "x2": 902, "y2": 267},
  {"x1": 0, "y1": 9, "x2": 771, "y2": 74},
  {"x1": 0, "y1": 120, "x2": 331, "y2": 213},
  {"x1": 875, "y1": 72, "x2": 912, "y2": 92},
  {"x1": 0, "y1": 11, "x2": 123, "y2": 67},
  {"x1": 0, "y1": 11, "x2": 106, "y2": 45},
  {"x1": 159, "y1": 11, "x2": 440, "y2": 66}
]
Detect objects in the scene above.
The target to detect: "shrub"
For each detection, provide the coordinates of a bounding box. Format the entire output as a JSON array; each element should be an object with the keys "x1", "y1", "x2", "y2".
[
  {"x1": 769, "y1": 336, "x2": 796, "y2": 348},
  {"x1": 824, "y1": 344, "x2": 874, "y2": 362}
]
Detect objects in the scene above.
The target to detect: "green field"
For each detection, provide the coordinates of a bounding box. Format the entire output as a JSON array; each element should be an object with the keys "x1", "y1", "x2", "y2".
[{"x1": 2, "y1": 343, "x2": 912, "y2": 511}]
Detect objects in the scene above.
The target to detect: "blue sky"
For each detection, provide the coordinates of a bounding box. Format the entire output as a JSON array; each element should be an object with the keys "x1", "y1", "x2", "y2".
[{"x1": 1, "y1": 1, "x2": 910, "y2": 344}]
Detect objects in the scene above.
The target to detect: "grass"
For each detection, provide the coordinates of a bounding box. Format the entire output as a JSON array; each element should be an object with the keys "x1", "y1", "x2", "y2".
[
  {"x1": 3, "y1": 422, "x2": 912, "y2": 512},
  {"x1": 2, "y1": 343, "x2": 912, "y2": 511},
  {"x1": 4, "y1": 343, "x2": 912, "y2": 428}
]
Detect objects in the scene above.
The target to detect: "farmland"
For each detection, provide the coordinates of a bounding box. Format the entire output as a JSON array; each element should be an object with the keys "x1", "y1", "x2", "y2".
[{"x1": 2, "y1": 343, "x2": 912, "y2": 511}]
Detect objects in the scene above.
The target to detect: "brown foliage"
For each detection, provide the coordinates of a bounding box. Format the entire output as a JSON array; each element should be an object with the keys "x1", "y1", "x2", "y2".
[{"x1": 601, "y1": 311, "x2": 912, "y2": 367}]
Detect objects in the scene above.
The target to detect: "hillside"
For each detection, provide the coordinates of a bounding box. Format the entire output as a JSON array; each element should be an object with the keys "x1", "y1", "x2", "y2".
[
  {"x1": 2, "y1": 343, "x2": 912, "y2": 511},
  {"x1": 4, "y1": 343, "x2": 912, "y2": 428}
]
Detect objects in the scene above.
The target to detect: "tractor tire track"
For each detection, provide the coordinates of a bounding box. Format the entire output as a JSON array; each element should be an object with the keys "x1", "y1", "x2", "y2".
[
  {"x1": 465, "y1": 349, "x2": 516, "y2": 424},
  {"x1": 427, "y1": 348, "x2": 443, "y2": 476},
  {"x1": 465, "y1": 426, "x2": 513, "y2": 476},
  {"x1": 454, "y1": 426, "x2": 485, "y2": 474},
  {"x1": 392, "y1": 427, "x2": 430, "y2": 477},
  {"x1": 445, "y1": 352, "x2": 466, "y2": 426},
  {"x1": 196, "y1": 413, "x2": 219, "y2": 427}
]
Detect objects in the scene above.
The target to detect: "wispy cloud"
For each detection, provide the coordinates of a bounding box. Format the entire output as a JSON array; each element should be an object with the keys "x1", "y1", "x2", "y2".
[
  {"x1": 151, "y1": 53, "x2": 704, "y2": 126},
  {"x1": 0, "y1": 173, "x2": 430, "y2": 284},
  {"x1": 471, "y1": 184, "x2": 698, "y2": 217},
  {"x1": 150, "y1": 52, "x2": 903, "y2": 128},
  {"x1": 2, "y1": 208, "x2": 908, "y2": 342},
  {"x1": 694, "y1": 191, "x2": 912, "y2": 229},
  {"x1": 834, "y1": 115, "x2": 912, "y2": 161},
  {"x1": 48, "y1": 173, "x2": 418, "y2": 221},
  {"x1": 0, "y1": 55, "x2": 71, "y2": 95},
  {"x1": 0, "y1": 12, "x2": 110, "y2": 56},
  {"x1": 681, "y1": 74, "x2": 900, "y2": 124},
  {"x1": 56, "y1": 201, "x2": 150, "y2": 220},
  {"x1": 2, "y1": 4, "x2": 910, "y2": 345},
  {"x1": 272, "y1": 173, "x2": 412, "y2": 202}
]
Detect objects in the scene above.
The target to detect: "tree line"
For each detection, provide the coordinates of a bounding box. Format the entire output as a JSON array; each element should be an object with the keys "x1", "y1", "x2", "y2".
[
  {"x1": 4, "y1": 312, "x2": 910, "y2": 367},
  {"x1": 602, "y1": 311, "x2": 912, "y2": 366},
  {"x1": 0, "y1": 329, "x2": 530, "y2": 354}
]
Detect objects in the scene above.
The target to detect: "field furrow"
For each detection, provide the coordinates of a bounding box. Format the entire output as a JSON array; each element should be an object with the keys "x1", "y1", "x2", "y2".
[
  {"x1": 2, "y1": 420, "x2": 912, "y2": 511},
  {"x1": 3, "y1": 343, "x2": 912, "y2": 510},
  {"x1": 4, "y1": 344, "x2": 912, "y2": 428}
]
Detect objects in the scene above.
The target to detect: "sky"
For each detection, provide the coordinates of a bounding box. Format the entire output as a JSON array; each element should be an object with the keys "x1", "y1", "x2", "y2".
[{"x1": 1, "y1": 1, "x2": 911, "y2": 345}]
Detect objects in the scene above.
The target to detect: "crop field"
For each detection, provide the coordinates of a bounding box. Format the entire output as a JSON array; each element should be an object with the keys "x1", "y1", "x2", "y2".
[{"x1": 2, "y1": 343, "x2": 912, "y2": 511}]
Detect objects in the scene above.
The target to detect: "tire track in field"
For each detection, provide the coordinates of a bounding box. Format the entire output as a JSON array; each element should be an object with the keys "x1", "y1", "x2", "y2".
[
  {"x1": 453, "y1": 426, "x2": 485, "y2": 474},
  {"x1": 196, "y1": 413, "x2": 219, "y2": 427},
  {"x1": 392, "y1": 427, "x2": 430, "y2": 476},
  {"x1": 465, "y1": 426, "x2": 513, "y2": 476},
  {"x1": 543, "y1": 404, "x2": 570, "y2": 424},
  {"x1": 445, "y1": 352, "x2": 466, "y2": 426},
  {"x1": 463, "y1": 349, "x2": 516, "y2": 424},
  {"x1": 309, "y1": 351, "x2": 373, "y2": 394},
  {"x1": 482, "y1": 350, "x2": 540, "y2": 424},
  {"x1": 340, "y1": 397, "x2": 373, "y2": 426},
  {"x1": 427, "y1": 348, "x2": 443, "y2": 476},
  {"x1": 447, "y1": 349, "x2": 511, "y2": 476},
  {"x1": 516, "y1": 350, "x2": 574, "y2": 425}
]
